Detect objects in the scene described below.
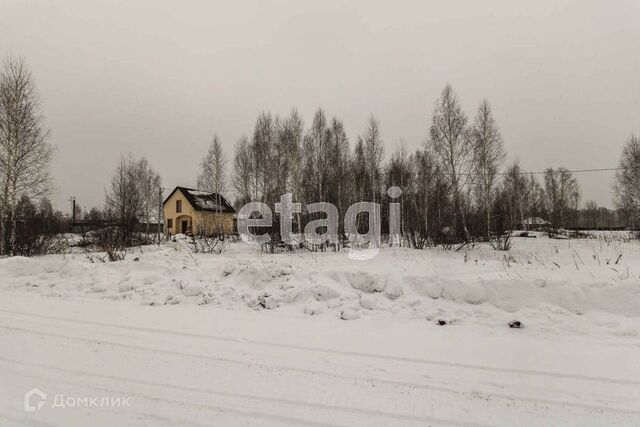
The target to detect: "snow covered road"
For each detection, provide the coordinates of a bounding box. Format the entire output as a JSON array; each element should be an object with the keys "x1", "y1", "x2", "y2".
[{"x1": 1, "y1": 293, "x2": 638, "y2": 426}]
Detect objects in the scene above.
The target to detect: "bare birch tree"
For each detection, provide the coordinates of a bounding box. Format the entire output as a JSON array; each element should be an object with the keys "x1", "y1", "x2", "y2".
[
  {"x1": 428, "y1": 85, "x2": 473, "y2": 241},
  {"x1": 364, "y1": 116, "x2": 384, "y2": 199},
  {"x1": 104, "y1": 155, "x2": 144, "y2": 246},
  {"x1": 232, "y1": 135, "x2": 254, "y2": 207},
  {"x1": 329, "y1": 117, "x2": 351, "y2": 239},
  {"x1": 0, "y1": 55, "x2": 52, "y2": 255},
  {"x1": 501, "y1": 162, "x2": 541, "y2": 231},
  {"x1": 385, "y1": 141, "x2": 412, "y2": 241},
  {"x1": 613, "y1": 134, "x2": 640, "y2": 226},
  {"x1": 197, "y1": 135, "x2": 227, "y2": 228},
  {"x1": 352, "y1": 137, "x2": 368, "y2": 205},
  {"x1": 197, "y1": 135, "x2": 227, "y2": 194},
  {"x1": 302, "y1": 109, "x2": 331, "y2": 203},
  {"x1": 136, "y1": 157, "x2": 161, "y2": 233},
  {"x1": 276, "y1": 110, "x2": 304, "y2": 197},
  {"x1": 252, "y1": 112, "x2": 278, "y2": 204},
  {"x1": 583, "y1": 200, "x2": 600, "y2": 229},
  {"x1": 359, "y1": 115, "x2": 384, "y2": 245},
  {"x1": 543, "y1": 167, "x2": 580, "y2": 231},
  {"x1": 471, "y1": 100, "x2": 505, "y2": 240},
  {"x1": 279, "y1": 110, "x2": 304, "y2": 232}
]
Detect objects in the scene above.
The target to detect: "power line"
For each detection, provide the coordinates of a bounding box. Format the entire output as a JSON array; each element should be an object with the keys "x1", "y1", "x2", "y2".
[
  {"x1": 492, "y1": 166, "x2": 622, "y2": 177},
  {"x1": 408, "y1": 166, "x2": 628, "y2": 177},
  {"x1": 159, "y1": 166, "x2": 632, "y2": 194}
]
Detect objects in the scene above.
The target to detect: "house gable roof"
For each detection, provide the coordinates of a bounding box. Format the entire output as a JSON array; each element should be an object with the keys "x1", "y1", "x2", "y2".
[{"x1": 163, "y1": 186, "x2": 235, "y2": 213}]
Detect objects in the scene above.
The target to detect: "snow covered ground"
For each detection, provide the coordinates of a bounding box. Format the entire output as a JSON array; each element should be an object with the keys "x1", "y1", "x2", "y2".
[{"x1": 1, "y1": 234, "x2": 639, "y2": 425}]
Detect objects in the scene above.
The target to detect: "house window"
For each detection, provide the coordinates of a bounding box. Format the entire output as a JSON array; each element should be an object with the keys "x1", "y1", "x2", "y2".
[
  {"x1": 167, "y1": 219, "x2": 173, "y2": 229},
  {"x1": 176, "y1": 200, "x2": 182, "y2": 213}
]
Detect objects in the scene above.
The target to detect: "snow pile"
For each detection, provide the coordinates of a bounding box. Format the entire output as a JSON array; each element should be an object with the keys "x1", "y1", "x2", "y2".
[
  {"x1": 1, "y1": 235, "x2": 640, "y2": 335},
  {"x1": 187, "y1": 190, "x2": 211, "y2": 196},
  {"x1": 187, "y1": 190, "x2": 228, "y2": 211}
]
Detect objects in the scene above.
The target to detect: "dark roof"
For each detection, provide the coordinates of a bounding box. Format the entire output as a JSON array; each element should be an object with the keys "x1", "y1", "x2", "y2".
[
  {"x1": 521, "y1": 217, "x2": 550, "y2": 225},
  {"x1": 164, "y1": 186, "x2": 235, "y2": 213}
]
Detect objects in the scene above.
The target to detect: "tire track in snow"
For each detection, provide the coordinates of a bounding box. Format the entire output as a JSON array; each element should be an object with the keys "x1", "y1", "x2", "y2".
[
  {"x1": 1, "y1": 321, "x2": 639, "y2": 417},
  {"x1": 1, "y1": 307, "x2": 638, "y2": 386},
  {"x1": 0, "y1": 411, "x2": 40, "y2": 427},
  {"x1": 0, "y1": 358, "x2": 493, "y2": 427},
  {"x1": 3, "y1": 368, "x2": 346, "y2": 427}
]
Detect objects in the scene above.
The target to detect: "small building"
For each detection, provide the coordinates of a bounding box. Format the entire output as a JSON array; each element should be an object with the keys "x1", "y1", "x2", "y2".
[
  {"x1": 163, "y1": 186, "x2": 235, "y2": 236},
  {"x1": 520, "y1": 217, "x2": 551, "y2": 231}
]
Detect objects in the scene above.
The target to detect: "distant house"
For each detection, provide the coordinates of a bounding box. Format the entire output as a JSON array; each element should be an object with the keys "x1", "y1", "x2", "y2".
[
  {"x1": 163, "y1": 186, "x2": 235, "y2": 236},
  {"x1": 520, "y1": 217, "x2": 551, "y2": 231}
]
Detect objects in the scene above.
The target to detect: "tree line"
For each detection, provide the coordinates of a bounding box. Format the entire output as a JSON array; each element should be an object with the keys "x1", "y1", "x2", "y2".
[
  {"x1": 199, "y1": 84, "x2": 633, "y2": 248},
  {"x1": 1, "y1": 53, "x2": 638, "y2": 256},
  {"x1": 0, "y1": 55, "x2": 163, "y2": 255}
]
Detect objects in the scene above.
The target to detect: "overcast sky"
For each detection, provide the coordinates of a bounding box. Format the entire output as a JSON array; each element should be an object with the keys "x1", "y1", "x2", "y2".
[{"x1": 1, "y1": 0, "x2": 639, "y2": 212}]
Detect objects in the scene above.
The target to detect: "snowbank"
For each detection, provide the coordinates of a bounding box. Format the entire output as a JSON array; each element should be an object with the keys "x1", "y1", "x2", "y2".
[{"x1": 1, "y1": 235, "x2": 640, "y2": 335}]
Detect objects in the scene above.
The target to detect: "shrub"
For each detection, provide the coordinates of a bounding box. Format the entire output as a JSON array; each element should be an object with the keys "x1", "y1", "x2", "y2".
[
  {"x1": 89, "y1": 227, "x2": 127, "y2": 262},
  {"x1": 12, "y1": 196, "x2": 66, "y2": 256}
]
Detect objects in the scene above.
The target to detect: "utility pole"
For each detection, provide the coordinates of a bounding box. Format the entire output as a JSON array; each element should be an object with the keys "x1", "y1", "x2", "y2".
[
  {"x1": 69, "y1": 196, "x2": 76, "y2": 226},
  {"x1": 157, "y1": 186, "x2": 162, "y2": 246},
  {"x1": 424, "y1": 185, "x2": 429, "y2": 247}
]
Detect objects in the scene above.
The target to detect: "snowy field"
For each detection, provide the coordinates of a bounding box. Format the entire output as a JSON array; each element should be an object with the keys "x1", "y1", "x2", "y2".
[{"x1": 1, "y1": 234, "x2": 639, "y2": 426}]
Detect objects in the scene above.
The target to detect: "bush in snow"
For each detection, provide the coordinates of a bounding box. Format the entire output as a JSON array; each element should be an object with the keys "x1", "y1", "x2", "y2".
[
  {"x1": 11, "y1": 196, "x2": 66, "y2": 257},
  {"x1": 489, "y1": 232, "x2": 512, "y2": 251},
  {"x1": 87, "y1": 227, "x2": 127, "y2": 262},
  {"x1": 190, "y1": 235, "x2": 229, "y2": 254}
]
